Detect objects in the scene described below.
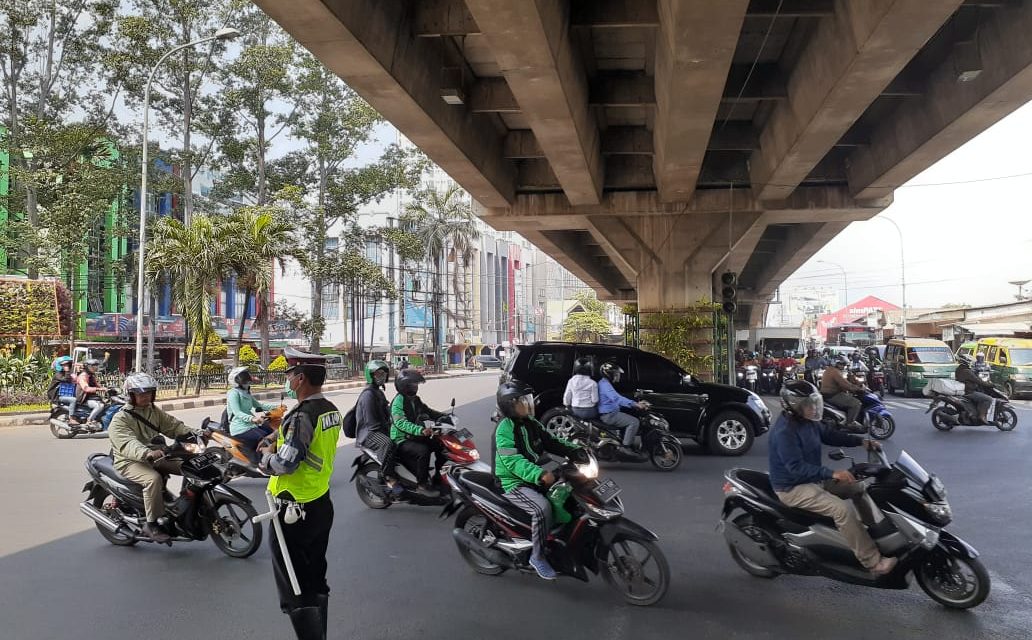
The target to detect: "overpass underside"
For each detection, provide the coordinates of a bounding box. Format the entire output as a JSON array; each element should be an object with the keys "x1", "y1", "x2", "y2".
[{"x1": 254, "y1": 0, "x2": 1032, "y2": 323}]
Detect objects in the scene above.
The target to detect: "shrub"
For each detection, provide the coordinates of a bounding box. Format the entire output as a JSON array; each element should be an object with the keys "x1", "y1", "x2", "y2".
[
  {"x1": 238, "y1": 344, "x2": 260, "y2": 365},
  {"x1": 268, "y1": 355, "x2": 288, "y2": 372},
  {"x1": 0, "y1": 389, "x2": 48, "y2": 407},
  {"x1": 0, "y1": 280, "x2": 62, "y2": 337}
]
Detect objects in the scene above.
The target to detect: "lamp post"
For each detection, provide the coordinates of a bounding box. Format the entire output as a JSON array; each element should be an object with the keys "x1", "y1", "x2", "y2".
[
  {"x1": 818, "y1": 260, "x2": 848, "y2": 309},
  {"x1": 134, "y1": 28, "x2": 241, "y2": 372},
  {"x1": 873, "y1": 216, "x2": 907, "y2": 337}
]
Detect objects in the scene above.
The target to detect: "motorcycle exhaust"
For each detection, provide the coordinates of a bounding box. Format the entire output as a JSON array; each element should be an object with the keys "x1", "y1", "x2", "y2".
[
  {"x1": 452, "y1": 528, "x2": 514, "y2": 568},
  {"x1": 79, "y1": 501, "x2": 123, "y2": 533}
]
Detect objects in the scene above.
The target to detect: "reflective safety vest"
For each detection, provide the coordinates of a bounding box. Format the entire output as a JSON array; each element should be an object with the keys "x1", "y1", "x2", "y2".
[{"x1": 268, "y1": 398, "x2": 343, "y2": 503}]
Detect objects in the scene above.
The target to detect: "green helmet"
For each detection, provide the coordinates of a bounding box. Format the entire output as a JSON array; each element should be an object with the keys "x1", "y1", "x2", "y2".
[{"x1": 364, "y1": 359, "x2": 390, "y2": 385}]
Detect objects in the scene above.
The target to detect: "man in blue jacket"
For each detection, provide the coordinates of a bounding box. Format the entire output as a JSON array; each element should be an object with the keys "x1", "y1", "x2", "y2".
[
  {"x1": 770, "y1": 380, "x2": 896, "y2": 576},
  {"x1": 597, "y1": 361, "x2": 649, "y2": 455}
]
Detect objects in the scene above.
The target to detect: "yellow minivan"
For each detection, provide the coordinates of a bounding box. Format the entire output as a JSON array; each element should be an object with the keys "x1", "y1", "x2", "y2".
[
  {"x1": 976, "y1": 337, "x2": 1032, "y2": 398},
  {"x1": 884, "y1": 338, "x2": 957, "y2": 397}
]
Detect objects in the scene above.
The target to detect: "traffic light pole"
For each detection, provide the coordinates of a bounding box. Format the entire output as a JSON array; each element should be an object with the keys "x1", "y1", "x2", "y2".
[{"x1": 727, "y1": 311, "x2": 735, "y2": 386}]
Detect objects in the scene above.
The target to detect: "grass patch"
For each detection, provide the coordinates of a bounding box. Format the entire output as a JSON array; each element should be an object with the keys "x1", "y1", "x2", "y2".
[{"x1": 0, "y1": 403, "x2": 49, "y2": 414}]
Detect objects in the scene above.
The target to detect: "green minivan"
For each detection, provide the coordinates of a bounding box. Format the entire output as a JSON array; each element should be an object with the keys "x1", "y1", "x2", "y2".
[
  {"x1": 977, "y1": 337, "x2": 1032, "y2": 398},
  {"x1": 885, "y1": 338, "x2": 958, "y2": 397}
]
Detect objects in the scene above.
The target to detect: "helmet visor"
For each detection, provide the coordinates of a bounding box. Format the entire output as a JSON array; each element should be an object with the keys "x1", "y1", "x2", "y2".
[
  {"x1": 515, "y1": 393, "x2": 535, "y2": 417},
  {"x1": 799, "y1": 391, "x2": 823, "y2": 420}
]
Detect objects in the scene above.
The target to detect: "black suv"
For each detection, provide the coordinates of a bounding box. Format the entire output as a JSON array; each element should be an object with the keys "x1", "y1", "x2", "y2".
[{"x1": 501, "y1": 342, "x2": 771, "y2": 456}]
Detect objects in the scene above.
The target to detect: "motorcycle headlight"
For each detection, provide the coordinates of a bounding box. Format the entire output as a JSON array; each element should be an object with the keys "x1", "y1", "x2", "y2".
[
  {"x1": 577, "y1": 458, "x2": 599, "y2": 479},
  {"x1": 925, "y1": 501, "x2": 952, "y2": 525}
]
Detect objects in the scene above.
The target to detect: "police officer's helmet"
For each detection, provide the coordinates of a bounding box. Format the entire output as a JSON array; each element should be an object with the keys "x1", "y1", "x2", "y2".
[
  {"x1": 394, "y1": 369, "x2": 426, "y2": 396},
  {"x1": 573, "y1": 357, "x2": 593, "y2": 377},
  {"x1": 781, "y1": 380, "x2": 824, "y2": 420},
  {"x1": 497, "y1": 380, "x2": 536, "y2": 419},
  {"x1": 599, "y1": 360, "x2": 624, "y2": 383}
]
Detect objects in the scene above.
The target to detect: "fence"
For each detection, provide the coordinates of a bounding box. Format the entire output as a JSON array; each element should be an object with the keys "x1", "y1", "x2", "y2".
[{"x1": 95, "y1": 365, "x2": 358, "y2": 399}]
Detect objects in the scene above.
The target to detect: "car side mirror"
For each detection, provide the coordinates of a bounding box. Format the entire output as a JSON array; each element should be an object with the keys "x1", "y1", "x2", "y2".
[
  {"x1": 682, "y1": 373, "x2": 693, "y2": 385},
  {"x1": 828, "y1": 449, "x2": 846, "y2": 461}
]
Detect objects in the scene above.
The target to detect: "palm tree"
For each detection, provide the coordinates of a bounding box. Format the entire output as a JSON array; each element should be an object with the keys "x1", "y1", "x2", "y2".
[
  {"x1": 403, "y1": 185, "x2": 480, "y2": 370},
  {"x1": 225, "y1": 208, "x2": 297, "y2": 366},
  {"x1": 146, "y1": 214, "x2": 237, "y2": 395}
]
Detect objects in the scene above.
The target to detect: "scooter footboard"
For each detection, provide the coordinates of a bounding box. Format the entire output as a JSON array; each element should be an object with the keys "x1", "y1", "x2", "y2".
[{"x1": 723, "y1": 520, "x2": 781, "y2": 568}]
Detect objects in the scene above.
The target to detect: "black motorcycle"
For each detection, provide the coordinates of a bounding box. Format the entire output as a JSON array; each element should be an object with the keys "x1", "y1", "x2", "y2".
[
  {"x1": 539, "y1": 403, "x2": 682, "y2": 471},
  {"x1": 926, "y1": 385, "x2": 1017, "y2": 431},
  {"x1": 49, "y1": 388, "x2": 124, "y2": 439},
  {"x1": 759, "y1": 363, "x2": 779, "y2": 395},
  {"x1": 443, "y1": 452, "x2": 670, "y2": 606},
  {"x1": 720, "y1": 447, "x2": 989, "y2": 609},
  {"x1": 79, "y1": 435, "x2": 263, "y2": 557}
]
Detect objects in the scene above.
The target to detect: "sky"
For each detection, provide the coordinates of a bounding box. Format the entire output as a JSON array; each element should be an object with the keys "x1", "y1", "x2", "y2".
[{"x1": 779, "y1": 99, "x2": 1032, "y2": 313}]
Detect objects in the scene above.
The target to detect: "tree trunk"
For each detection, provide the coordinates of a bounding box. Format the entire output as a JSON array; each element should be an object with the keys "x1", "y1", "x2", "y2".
[
  {"x1": 310, "y1": 280, "x2": 323, "y2": 352},
  {"x1": 180, "y1": 327, "x2": 195, "y2": 396},
  {"x1": 24, "y1": 181, "x2": 39, "y2": 279},
  {"x1": 309, "y1": 167, "x2": 328, "y2": 352},
  {"x1": 181, "y1": 56, "x2": 194, "y2": 224},
  {"x1": 259, "y1": 292, "x2": 271, "y2": 368},
  {"x1": 146, "y1": 290, "x2": 157, "y2": 372},
  {"x1": 193, "y1": 327, "x2": 210, "y2": 395},
  {"x1": 233, "y1": 287, "x2": 252, "y2": 366}
]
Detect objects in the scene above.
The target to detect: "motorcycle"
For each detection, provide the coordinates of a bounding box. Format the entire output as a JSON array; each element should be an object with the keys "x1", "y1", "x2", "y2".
[
  {"x1": 541, "y1": 403, "x2": 682, "y2": 471},
  {"x1": 49, "y1": 388, "x2": 124, "y2": 439},
  {"x1": 822, "y1": 389, "x2": 896, "y2": 440},
  {"x1": 737, "y1": 364, "x2": 759, "y2": 393},
  {"x1": 201, "y1": 405, "x2": 287, "y2": 480},
  {"x1": 350, "y1": 402, "x2": 491, "y2": 509},
  {"x1": 759, "y1": 362, "x2": 779, "y2": 395},
  {"x1": 79, "y1": 435, "x2": 263, "y2": 557},
  {"x1": 869, "y1": 362, "x2": 886, "y2": 399},
  {"x1": 926, "y1": 385, "x2": 1017, "y2": 432},
  {"x1": 974, "y1": 365, "x2": 992, "y2": 384},
  {"x1": 778, "y1": 363, "x2": 798, "y2": 390},
  {"x1": 720, "y1": 447, "x2": 990, "y2": 609},
  {"x1": 443, "y1": 451, "x2": 670, "y2": 606}
]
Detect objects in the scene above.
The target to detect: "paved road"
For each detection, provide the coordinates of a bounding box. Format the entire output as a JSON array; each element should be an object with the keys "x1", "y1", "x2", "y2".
[{"x1": 1, "y1": 374, "x2": 1031, "y2": 640}]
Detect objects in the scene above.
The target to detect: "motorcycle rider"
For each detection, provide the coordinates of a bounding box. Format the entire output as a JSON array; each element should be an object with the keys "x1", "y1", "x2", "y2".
[
  {"x1": 955, "y1": 354, "x2": 995, "y2": 423},
  {"x1": 258, "y1": 350, "x2": 342, "y2": 640},
  {"x1": 761, "y1": 351, "x2": 777, "y2": 369},
  {"x1": 76, "y1": 359, "x2": 106, "y2": 427},
  {"x1": 107, "y1": 372, "x2": 209, "y2": 544},
  {"x1": 47, "y1": 356, "x2": 79, "y2": 423},
  {"x1": 848, "y1": 350, "x2": 869, "y2": 374},
  {"x1": 597, "y1": 360, "x2": 649, "y2": 455},
  {"x1": 564, "y1": 356, "x2": 599, "y2": 420},
  {"x1": 803, "y1": 349, "x2": 828, "y2": 385},
  {"x1": 820, "y1": 356, "x2": 865, "y2": 428},
  {"x1": 354, "y1": 360, "x2": 400, "y2": 494},
  {"x1": 494, "y1": 380, "x2": 584, "y2": 580},
  {"x1": 770, "y1": 380, "x2": 896, "y2": 576},
  {"x1": 972, "y1": 352, "x2": 991, "y2": 379},
  {"x1": 864, "y1": 346, "x2": 882, "y2": 367},
  {"x1": 390, "y1": 369, "x2": 448, "y2": 496},
  {"x1": 225, "y1": 366, "x2": 279, "y2": 453}
]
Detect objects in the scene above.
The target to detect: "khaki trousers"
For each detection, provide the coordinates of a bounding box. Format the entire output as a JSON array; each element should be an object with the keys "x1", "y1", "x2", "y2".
[
  {"x1": 776, "y1": 480, "x2": 882, "y2": 570},
  {"x1": 115, "y1": 459, "x2": 180, "y2": 522}
]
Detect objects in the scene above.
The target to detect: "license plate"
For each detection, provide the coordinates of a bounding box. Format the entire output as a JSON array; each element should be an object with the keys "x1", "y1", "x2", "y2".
[
  {"x1": 593, "y1": 477, "x2": 622, "y2": 503},
  {"x1": 188, "y1": 450, "x2": 221, "y2": 469},
  {"x1": 747, "y1": 373, "x2": 757, "y2": 381}
]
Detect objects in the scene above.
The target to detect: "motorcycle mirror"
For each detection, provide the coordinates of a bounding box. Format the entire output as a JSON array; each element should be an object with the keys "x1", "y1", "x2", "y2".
[
  {"x1": 828, "y1": 449, "x2": 846, "y2": 461},
  {"x1": 150, "y1": 435, "x2": 165, "y2": 446},
  {"x1": 451, "y1": 398, "x2": 456, "y2": 408}
]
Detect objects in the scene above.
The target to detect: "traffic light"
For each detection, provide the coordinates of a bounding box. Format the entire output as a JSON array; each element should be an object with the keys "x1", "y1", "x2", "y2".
[{"x1": 721, "y1": 271, "x2": 737, "y2": 314}]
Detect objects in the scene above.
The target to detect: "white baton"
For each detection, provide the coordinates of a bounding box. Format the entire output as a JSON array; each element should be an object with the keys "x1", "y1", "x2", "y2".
[{"x1": 252, "y1": 490, "x2": 302, "y2": 596}]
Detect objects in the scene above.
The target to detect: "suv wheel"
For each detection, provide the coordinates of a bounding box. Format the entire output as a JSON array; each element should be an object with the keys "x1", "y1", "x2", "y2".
[
  {"x1": 539, "y1": 407, "x2": 582, "y2": 441},
  {"x1": 707, "y1": 411, "x2": 753, "y2": 456}
]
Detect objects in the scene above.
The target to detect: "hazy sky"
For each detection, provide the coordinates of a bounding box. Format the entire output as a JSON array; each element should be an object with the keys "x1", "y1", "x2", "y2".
[{"x1": 781, "y1": 100, "x2": 1032, "y2": 312}]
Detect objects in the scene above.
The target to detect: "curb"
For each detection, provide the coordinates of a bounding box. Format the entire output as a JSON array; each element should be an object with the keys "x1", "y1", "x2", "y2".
[{"x1": 0, "y1": 372, "x2": 470, "y2": 429}]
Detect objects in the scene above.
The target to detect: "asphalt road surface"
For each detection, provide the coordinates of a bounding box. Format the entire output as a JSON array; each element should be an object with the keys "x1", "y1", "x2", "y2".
[{"x1": 2, "y1": 374, "x2": 1031, "y2": 640}]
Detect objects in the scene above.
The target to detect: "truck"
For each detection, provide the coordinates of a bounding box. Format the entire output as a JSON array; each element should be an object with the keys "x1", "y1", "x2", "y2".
[{"x1": 748, "y1": 326, "x2": 803, "y2": 356}]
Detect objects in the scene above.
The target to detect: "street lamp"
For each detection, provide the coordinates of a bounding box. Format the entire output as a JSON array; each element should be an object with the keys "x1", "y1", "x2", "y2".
[
  {"x1": 134, "y1": 27, "x2": 242, "y2": 372},
  {"x1": 817, "y1": 260, "x2": 848, "y2": 309},
  {"x1": 872, "y1": 216, "x2": 907, "y2": 337}
]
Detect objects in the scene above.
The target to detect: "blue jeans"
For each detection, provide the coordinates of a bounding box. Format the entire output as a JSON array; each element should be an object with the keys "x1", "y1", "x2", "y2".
[
  {"x1": 599, "y1": 411, "x2": 640, "y2": 447},
  {"x1": 233, "y1": 425, "x2": 274, "y2": 452},
  {"x1": 570, "y1": 406, "x2": 598, "y2": 420},
  {"x1": 58, "y1": 395, "x2": 78, "y2": 419}
]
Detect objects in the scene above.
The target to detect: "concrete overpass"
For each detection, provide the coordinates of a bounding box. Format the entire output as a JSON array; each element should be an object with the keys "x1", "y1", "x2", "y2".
[{"x1": 253, "y1": 0, "x2": 1032, "y2": 324}]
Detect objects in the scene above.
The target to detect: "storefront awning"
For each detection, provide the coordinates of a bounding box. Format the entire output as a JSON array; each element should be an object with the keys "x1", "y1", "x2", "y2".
[{"x1": 956, "y1": 322, "x2": 1031, "y2": 337}]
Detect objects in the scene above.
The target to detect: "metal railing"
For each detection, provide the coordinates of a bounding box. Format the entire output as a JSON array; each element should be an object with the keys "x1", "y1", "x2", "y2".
[{"x1": 95, "y1": 365, "x2": 357, "y2": 398}]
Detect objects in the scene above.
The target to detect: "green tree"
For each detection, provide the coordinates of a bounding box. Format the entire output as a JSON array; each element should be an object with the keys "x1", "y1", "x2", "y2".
[
  {"x1": 560, "y1": 290, "x2": 612, "y2": 343},
  {"x1": 403, "y1": 185, "x2": 481, "y2": 369},
  {"x1": 145, "y1": 214, "x2": 236, "y2": 393}
]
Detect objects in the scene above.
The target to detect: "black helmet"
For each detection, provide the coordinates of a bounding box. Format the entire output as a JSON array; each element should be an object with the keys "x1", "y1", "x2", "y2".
[
  {"x1": 834, "y1": 355, "x2": 849, "y2": 369},
  {"x1": 394, "y1": 369, "x2": 426, "y2": 396},
  {"x1": 497, "y1": 380, "x2": 535, "y2": 419},
  {"x1": 599, "y1": 360, "x2": 624, "y2": 383},
  {"x1": 573, "y1": 356, "x2": 593, "y2": 377},
  {"x1": 975, "y1": 352, "x2": 985, "y2": 363},
  {"x1": 782, "y1": 350, "x2": 793, "y2": 359},
  {"x1": 957, "y1": 353, "x2": 974, "y2": 367},
  {"x1": 849, "y1": 351, "x2": 862, "y2": 361},
  {"x1": 780, "y1": 380, "x2": 824, "y2": 420},
  {"x1": 763, "y1": 351, "x2": 772, "y2": 358},
  {"x1": 84, "y1": 358, "x2": 101, "y2": 370}
]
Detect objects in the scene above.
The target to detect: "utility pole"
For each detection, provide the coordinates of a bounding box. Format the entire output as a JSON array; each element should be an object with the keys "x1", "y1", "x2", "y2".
[{"x1": 388, "y1": 216, "x2": 397, "y2": 351}]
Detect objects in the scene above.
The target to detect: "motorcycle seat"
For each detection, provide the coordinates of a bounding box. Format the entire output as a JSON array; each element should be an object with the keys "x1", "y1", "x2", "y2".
[
  {"x1": 458, "y1": 472, "x2": 534, "y2": 526},
  {"x1": 732, "y1": 469, "x2": 837, "y2": 528},
  {"x1": 88, "y1": 453, "x2": 144, "y2": 493}
]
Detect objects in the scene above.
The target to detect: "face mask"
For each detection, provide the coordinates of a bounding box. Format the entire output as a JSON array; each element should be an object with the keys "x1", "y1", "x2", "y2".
[{"x1": 283, "y1": 376, "x2": 297, "y2": 400}]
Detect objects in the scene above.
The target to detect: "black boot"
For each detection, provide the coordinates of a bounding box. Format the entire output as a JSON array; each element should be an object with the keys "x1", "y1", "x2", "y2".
[
  {"x1": 143, "y1": 522, "x2": 171, "y2": 544},
  {"x1": 316, "y1": 595, "x2": 328, "y2": 640},
  {"x1": 288, "y1": 606, "x2": 323, "y2": 640}
]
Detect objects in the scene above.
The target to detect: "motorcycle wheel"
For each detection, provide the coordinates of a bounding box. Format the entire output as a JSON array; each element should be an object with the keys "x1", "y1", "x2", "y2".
[
  {"x1": 49, "y1": 411, "x2": 75, "y2": 439},
  {"x1": 90, "y1": 487, "x2": 137, "y2": 546},
  {"x1": 355, "y1": 462, "x2": 390, "y2": 509},
  {"x1": 869, "y1": 415, "x2": 895, "y2": 440},
  {"x1": 209, "y1": 496, "x2": 262, "y2": 558},
  {"x1": 995, "y1": 407, "x2": 1018, "y2": 432},
  {"x1": 454, "y1": 506, "x2": 507, "y2": 576},
  {"x1": 931, "y1": 408, "x2": 955, "y2": 431},
  {"x1": 726, "y1": 514, "x2": 778, "y2": 579},
  {"x1": 648, "y1": 437, "x2": 682, "y2": 472},
  {"x1": 600, "y1": 534, "x2": 670, "y2": 606},
  {"x1": 915, "y1": 549, "x2": 990, "y2": 609}
]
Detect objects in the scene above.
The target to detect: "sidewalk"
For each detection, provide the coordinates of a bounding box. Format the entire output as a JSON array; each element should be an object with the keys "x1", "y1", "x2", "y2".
[{"x1": 0, "y1": 370, "x2": 474, "y2": 428}]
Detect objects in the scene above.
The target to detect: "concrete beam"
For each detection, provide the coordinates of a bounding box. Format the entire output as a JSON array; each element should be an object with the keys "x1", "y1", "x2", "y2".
[
  {"x1": 708, "y1": 123, "x2": 759, "y2": 151},
  {"x1": 749, "y1": 221, "x2": 851, "y2": 300},
  {"x1": 602, "y1": 127, "x2": 655, "y2": 155},
  {"x1": 503, "y1": 130, "x2": 543, "y2": 159},
  {"x1": 746, "y1": 0, "x2": 836, "y2": 18},
  {"x1": 584, "y1": 216, "x2": 641, "y2": 284},
  {"x1": 849, "y1": 1, "x2": 1032, "y2": 199},
  {"x1": 465, "y1": 0, "x2": 604, "y2": 206},
  {"x1": 519, "y1": 229, "x2": 626, "y2": 298},
  {"x1": 653, "y1": 0, "x2": 749, "y2": 203},
  {"x1": 470, "y1": 78, "x2": 520, "y2": 113},
  {"x1": 250, "y1": 0, "x2": 515, "y2": 207},
  {"x1": 571, "y1": 0, "x2": 660, "y2": 28},
  {"x1": 750, "y1": 0, "x2": 962, "y2": 202},
  {"x1": 413, "y1": 0, "x2": 478, "y2": 37}
]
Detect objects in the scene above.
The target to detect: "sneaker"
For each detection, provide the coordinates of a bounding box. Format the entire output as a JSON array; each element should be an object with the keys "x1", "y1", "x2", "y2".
[
  {"x1": 870, "y1": 556, "x2": 898, "y2": 576},
  {"x1": 415, "y1": 485, "x2": 440, "y2": 497},
  {"x1": 387, "y1": 483, "x2": 404, "y2": 496},
  {"x1": 529, "y1": 555, "x2": 557, "y2": 580}
]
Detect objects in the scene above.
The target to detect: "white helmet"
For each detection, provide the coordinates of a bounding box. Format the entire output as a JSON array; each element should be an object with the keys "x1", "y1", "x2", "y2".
[
  {"x1": 228, "y1": 366, "x2": 252, "y2": 389},
  {"x1": 124, "y1": 372, "x2": 158, "y2": 398}
]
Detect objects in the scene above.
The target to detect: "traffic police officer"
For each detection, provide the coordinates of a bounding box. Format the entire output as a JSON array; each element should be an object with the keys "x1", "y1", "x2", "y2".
[{"x1": 259, "y1": 348, "x2": 342, "y2": 640}]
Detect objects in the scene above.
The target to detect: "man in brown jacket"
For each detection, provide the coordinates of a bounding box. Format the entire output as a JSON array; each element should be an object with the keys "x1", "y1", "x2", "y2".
[{"x1": 820, "y1": 356, "x2": 864, "y2": 427}]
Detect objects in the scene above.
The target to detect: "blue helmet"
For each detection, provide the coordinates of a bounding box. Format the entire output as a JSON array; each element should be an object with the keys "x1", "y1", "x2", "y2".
[{"x1": 53, "y1": 356, "x2": 73, "y2": 372}]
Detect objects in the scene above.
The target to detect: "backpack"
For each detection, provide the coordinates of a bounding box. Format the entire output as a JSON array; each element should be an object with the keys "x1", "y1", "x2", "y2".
[
  {"x1": 219, "y1": 408, "x2": 231, "y2": 432},
  {"x1": 342, "y1": 405, "x2": 358, "y2": 439}
]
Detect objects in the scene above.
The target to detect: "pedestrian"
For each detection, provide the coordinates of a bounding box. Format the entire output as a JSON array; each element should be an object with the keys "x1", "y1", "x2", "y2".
[{"x1": 258, "y1": 348, "x2": 342, "y2": 640}]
